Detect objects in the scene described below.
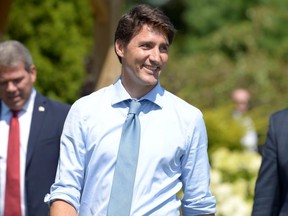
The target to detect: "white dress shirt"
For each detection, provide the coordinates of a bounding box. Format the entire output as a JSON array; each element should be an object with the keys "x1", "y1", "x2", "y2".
[
  {"x1": 46, "y1": 79, "x2": 216, "y2": 215},
  {"x1": 0, "y1": 89, "x2": 36, "y2": 216}
]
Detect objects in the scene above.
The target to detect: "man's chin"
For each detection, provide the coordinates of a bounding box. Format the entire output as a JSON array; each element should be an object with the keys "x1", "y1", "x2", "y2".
[
  {"x1": 7, "y1": 101, "x2": 24, "y2": 111},
  {"x1": 146, "y1": 79, "x2": 158, "y2": 86}
]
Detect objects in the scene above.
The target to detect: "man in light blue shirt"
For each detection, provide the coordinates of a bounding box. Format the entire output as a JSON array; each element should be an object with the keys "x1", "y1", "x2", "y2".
[{"x1": 46, "y1": 4, "x2": 216, "y2": 216}]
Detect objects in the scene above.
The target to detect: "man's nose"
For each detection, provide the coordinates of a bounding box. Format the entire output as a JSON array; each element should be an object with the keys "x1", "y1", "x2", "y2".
[
  {"x1": 149, "y1": 48, "x2": 161, "y2": 63},
  {"x1": 6, "y1": 81, "x2": 17, "y2": 91}
]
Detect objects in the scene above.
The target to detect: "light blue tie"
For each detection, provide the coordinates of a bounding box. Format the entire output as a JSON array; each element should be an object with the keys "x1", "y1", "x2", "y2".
[{"x1": 107, "y1": 99, "x2": 141, "y2": 216}]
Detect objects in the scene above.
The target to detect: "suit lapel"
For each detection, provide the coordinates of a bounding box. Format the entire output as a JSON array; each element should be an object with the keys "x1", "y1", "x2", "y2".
[{"x1": 26, "y1": 93, "x2": 47, "y2": 167}]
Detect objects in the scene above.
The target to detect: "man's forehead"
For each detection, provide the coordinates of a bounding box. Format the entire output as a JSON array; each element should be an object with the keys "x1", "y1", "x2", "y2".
[
  {"x1": 132, "y1": 25, "x2": 169, "y2": 43},
  {"x1": 0, "y1": 64, "x2": 26, "y2": 79},
  {"x1": 0, "y1": 62, "x2": 25, "y2": 71}
]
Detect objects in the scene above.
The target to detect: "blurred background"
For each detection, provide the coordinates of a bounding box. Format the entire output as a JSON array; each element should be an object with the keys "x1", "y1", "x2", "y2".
[{"x1": 1, "y1": 0, "x2": 288, "y2": 215}]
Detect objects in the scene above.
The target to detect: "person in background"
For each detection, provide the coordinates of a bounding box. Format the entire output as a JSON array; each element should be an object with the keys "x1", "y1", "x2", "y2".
[
  {"x1": 252, "y1": 108, "x2": 288, "y2": 215},
  {"x1": 46, "y1": 4, "x2": 216, "y2": 216},
  {"x1": 0, "y1": 40, "x2": 70, "y2": 216},
  {"x1": 231, "y1": 88, "x2": 258, "y2": 152}
]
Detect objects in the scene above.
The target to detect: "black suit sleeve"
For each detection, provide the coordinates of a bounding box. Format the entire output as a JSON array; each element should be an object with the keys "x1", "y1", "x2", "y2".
[{"x1": 252, "y1": 113, "x2": 281, "y2": 215}]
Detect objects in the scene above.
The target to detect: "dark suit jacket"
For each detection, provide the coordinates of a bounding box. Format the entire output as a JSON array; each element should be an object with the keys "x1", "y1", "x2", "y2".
[
  {"x1": 1, "y1": 92, "x2": 70, "y2": 216},
  {"x1": 252, "y1": 108, "x2": 288, "y2": 216}
]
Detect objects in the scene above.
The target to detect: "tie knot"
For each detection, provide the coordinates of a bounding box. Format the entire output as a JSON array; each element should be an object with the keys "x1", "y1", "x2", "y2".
[
  {"x1": 128, "y1": 99, "x2": 141, "y2": 115},
  {"x1": 11, "y1": 110, "x2": 19, "y2": 117}
]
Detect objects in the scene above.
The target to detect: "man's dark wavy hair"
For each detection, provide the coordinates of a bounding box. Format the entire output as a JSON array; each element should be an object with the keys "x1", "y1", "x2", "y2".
[{"x1": 114, "y1": 4, "x2": 176, "y2": 63}]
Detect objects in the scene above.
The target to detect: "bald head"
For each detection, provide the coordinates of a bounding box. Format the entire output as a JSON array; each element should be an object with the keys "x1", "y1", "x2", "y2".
[{"x1": 232, "y1": 88, "x2": 251, "y2": 113}]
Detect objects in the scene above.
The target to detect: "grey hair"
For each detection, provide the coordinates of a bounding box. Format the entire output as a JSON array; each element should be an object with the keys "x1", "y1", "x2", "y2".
[{"x1": 0, "y1": 40, "x2": 34, "y2": 72}]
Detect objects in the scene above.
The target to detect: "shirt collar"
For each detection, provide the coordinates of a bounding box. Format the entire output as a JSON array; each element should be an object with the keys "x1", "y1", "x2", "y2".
[{"x1": 111, "y1": 78, "x2": 164, "y2": 109}]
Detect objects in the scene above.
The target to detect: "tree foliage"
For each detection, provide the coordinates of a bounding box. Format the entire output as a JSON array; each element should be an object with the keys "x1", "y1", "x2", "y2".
[
  {"x1": 5, "y1": 0, "x2": 288, "y2": 140},
  {"x1": 158, "y1": 0, "x2": 288, "y2": 140},
  {"x1": 5, "y1": 0, "x2": 93, "y2": 103},
  {"x1": 4, "y1": 1, "x2": 287, "y2": 214},
  {"x1": 126, "y1": 0, "x2": 288, "y2": 118}
]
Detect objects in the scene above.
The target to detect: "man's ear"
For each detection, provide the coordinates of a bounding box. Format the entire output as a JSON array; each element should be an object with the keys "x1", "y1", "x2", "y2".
[
  {"x1": 29, "y1": 64, "x2": 37, "y2": 83},
  {"x1": 115, "y1": 39, "x2": 125, "y2": 58}
]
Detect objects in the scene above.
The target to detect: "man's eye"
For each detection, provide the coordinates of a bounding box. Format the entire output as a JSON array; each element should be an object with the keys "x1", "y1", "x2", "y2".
[
  {"x1": 160, "y1": 46, "x2": 169, "y2": 53},
  {"x1": 140, "y1": 44, "x2": 151, "y2": 49},
  {"x1": 14, "y1": 78, "x2": 22, "y2": 84}
]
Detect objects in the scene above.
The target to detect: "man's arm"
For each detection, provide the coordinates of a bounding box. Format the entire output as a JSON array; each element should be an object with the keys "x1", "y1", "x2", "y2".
[
  {"x1": 252, "y1": 114, "x2": 280, "y2": 215},
  {"x1": 50, "y1": 200, "x2": 77, "y2": 216},
  {"x1": 181, "y1": 116, "x2": 216, "y2": 216},
  {"x1": 199, "y1": 214, "x2": 215, "y2": 216}
]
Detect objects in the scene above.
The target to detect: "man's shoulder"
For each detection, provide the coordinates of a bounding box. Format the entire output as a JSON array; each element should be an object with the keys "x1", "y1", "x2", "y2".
[
  {"x1": 271, "y1": 108, "x2": 288, "y2": 119},
  {"x1": 268, "y1": 108, "x2": 288, "y2": 128},
  {"x1": 158, "y1": 90, "x2": 204, "y2": 127},
  {"x1": 73, "y1": 86, "x2": 111, "y2": 106},
  {"x1": 35, "y1": 93, "x2": 71, "y2": 111},
  {"x1": 164, "y1": 89, "x2": 202, "y2": 115}
]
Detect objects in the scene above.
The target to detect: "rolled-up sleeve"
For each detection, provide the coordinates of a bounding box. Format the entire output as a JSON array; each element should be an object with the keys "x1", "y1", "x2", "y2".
[
  {"x1": 180, "y1": 115, "x2": 216, "y2": 215},
  {"x1": 46, "y1": 101, "x2": 86, "y2": 212}
]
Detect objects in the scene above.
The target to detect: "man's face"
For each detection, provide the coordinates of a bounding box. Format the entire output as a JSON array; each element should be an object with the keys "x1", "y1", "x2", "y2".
[
  {"x1": 0, "y1": 62, "x2": 36, "y2": 111},
  {"x1": 115, "y1": 24, "x2": 169, "y2": 96}
]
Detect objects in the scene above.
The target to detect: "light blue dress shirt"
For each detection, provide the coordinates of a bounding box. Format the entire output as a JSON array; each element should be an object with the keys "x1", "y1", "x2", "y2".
[{"x1": 46, "y1": 79, "x2": 216, "y2": 215}]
